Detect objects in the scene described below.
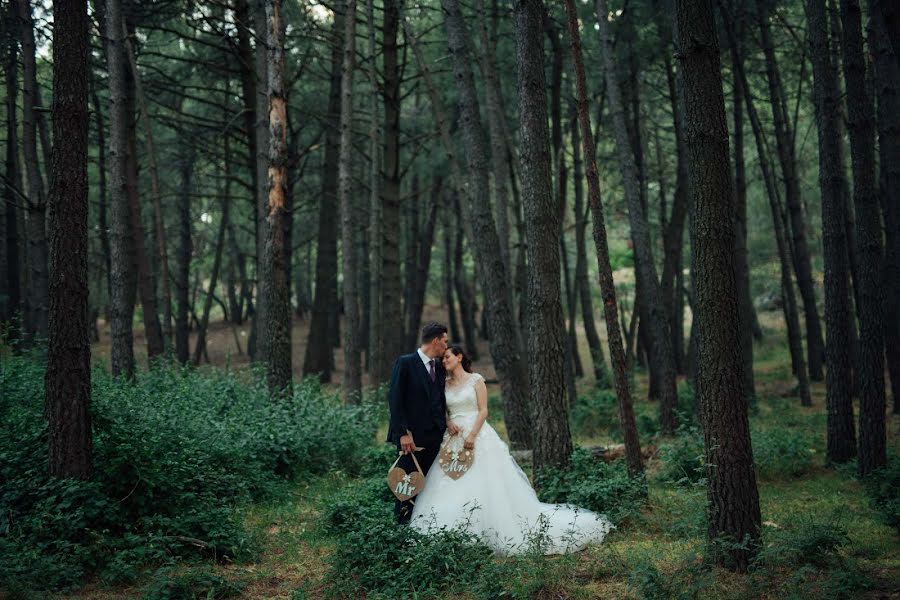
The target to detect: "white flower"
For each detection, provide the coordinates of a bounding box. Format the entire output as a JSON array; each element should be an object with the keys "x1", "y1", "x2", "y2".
[{"x1": 402, "y1": 474, "x2": 411, "y2": 483}]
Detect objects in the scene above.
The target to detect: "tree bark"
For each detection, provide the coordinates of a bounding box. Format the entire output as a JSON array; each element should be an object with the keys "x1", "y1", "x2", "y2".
[
  {"x1": 571, "y1": 106, "x2": 609, "y2": 388},
  {"x1": 868, "y1": 0, "x2": 900, "y2": 414},
  {"x1": 366, "y1": 0, "x2": 382, "y2": 374},
  {"x1": 339, "y1": 0, "x2": 361, "y2": 401},
  {"x1": 596, "y1": 0, "x2": 678, "y2": 435},
  {"x1": 262, "y1": 0, "x2": 292, "y2": 395},
  {"x1": 515, "y1": 0, "x2": 572, "y2": 470},
  {"x1": 175, "y1": 147, "x2": 194, "y2": 365},
  {"x1": 376, "y1": 0, "x2": 405, "y2": 382},
  {"x1": 123, "y1": 24, "x2": 172, "y2": 349},
  {"x1": 406, "y1": 195, "x2": 439, "y2": 351},
  {"x1": 47, "y1": 0, "x2": 91, "y2": 480},
  {"x1": 720, "y1": 3, "x2": 811, "y2": 407},
  {"x1": 106, "y1": 0, "x2": 136, "y2": 378},
  {"x1": 303, "y1": 0, "x2": 342, "y2": 382},
  {"x1": 840, "y1": 0, "x2": 886, "y2": 476},
  {"x1": 676, "y1": 0, "x2": 761, "y2": 571},
  {"x1": 757, "y1": 0, "x2": 826, "y2": 381},
  {"x1": 807, "y1": 0, "x2": 857, "y2": 463},
  {"x1": 441, "y1": 0, "x2": 532, "y2": 449},
  {"x1": 564, "y1": 0, "x2": 643, "y2": 478},
  {"x1": 3, "y1": 1, "x2": 22, "y2": 330},
  {"x1": 18, "y1": 0, "x2": 48, "y2": 343}
]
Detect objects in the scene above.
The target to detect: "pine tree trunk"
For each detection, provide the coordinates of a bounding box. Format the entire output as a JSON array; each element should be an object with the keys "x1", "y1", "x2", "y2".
[
  {"x1": 175, "y1": 148, "x2": 194, "y2": 364},
  {"x1": 571, "y1": 108, "x2": 608, "y2": 388},
  {"x1": 339, "y1": 0, "x2": 362, "y2": 401},
  {"x1": 721, "y1": 5, "x2": 812, "y2": 407},
  {"x1": 18, "y1": 0, "x2": 48, "y2": 343},
  {"x1": 596, "y1": 0, "x2": 678, "y2": 435},
  {"x1": 106, "y1": 0, "x2": 136, "y2": 378},
  {"x1": 377, "y1": 0, "x2": 405, "y2": 382},
  {"x1": 564, "y1": 0, "x2": 643, "y2": 478},
  {"x1": 406, "y1": 199, "x2": 439, "y2": 351},
  {"x1": 758, "y1": 1, "x2": 826, "y2": 381},
  {"x1": 675, "y1": 0, "x2": 761, "y2": 571},
  {"x1": 868, "y1": 0, "x2": 900, "y2": 414},
  {"x1": 840, "y1": 0, "x2": 886, "y2": 476},
  {"x1": 514, "y1": 0, "x2": 571, "y2": 470},
  {"x1": 441, "y1": 0, "x2": 532, "y2": 449},
  {"x1": 262, "y1": 0, "x2": 292, "y2": 395},
  {"x1": 91, "y1": 90, "x2": 112, "y2": 307},
  {"x1": 303, "y1": 0, "x2": 342, "y2": 382},
  {"x1": 807, "y1": 0, "x2": 857, "y2": 463},
  {"x1": 3, "y1": 1, "x2": 22, "y2": 330},
  {"x1": 366, "y1": 0, "x2": 382, "y2": 374},
  {"x1": 47, "y1": 0, "x2": 91, "y2": 480},
  {"x1": 729, "y1": 8, "x2": 755, "y2": 403}
]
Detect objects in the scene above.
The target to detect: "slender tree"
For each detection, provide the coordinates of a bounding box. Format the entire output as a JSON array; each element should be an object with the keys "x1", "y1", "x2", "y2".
[
  {"x1": 106, "y1": 0, "x2": 136, "y2": 378},
  {"x1": 440, "y1": 0, "x2": 532, "y2": 449},
  {"x1": 262, "y1": 0, "x2": 292, "y2": 395},
  {"x1": 596, "y1": 0, "x2": 678, "y2": 434},
  {"x1": 340, "y1": 0, "x2": 362, "y2": 400},
  {"x1": 675, "y1": 0, "x2": 761, "y2": 571},
  {"x1": 3, "y1": 0, "x2": 22, "y2": 332},
  {"x1": 46, "y1": 0, "x2": 91, "y2": 480},
  {"x1": 840, "y1": 0, "x2": 886, "y2": 476},
  {"x1": 514, "y1": 0, "x2": 572, "y2": 470},
  {"x1": 563, "y1": 0, "x2": 643, "y2": 477},
  {"x1": 807, "y1": 0, "x2": 857, "y2": 463}
]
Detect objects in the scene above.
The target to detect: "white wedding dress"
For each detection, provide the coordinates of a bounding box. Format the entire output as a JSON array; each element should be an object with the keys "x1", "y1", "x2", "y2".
[{"x1": 410, "y1": 372, "x2": 614, "y2": 555}]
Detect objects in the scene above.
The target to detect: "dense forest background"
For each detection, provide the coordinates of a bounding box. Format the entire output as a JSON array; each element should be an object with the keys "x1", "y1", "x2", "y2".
[{"x1": 1, "y1": 0, "x2": 898, "y2": 597}]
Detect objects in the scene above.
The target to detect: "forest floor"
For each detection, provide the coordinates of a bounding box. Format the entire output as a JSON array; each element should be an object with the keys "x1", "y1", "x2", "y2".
[{"x1": 58, "y1": 306, "x2": 900, "y2": 599}]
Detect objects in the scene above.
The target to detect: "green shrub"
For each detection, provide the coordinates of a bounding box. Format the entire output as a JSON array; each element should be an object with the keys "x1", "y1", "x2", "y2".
[
  {"x1": 863, "y1": 455, "x2": 900, "y2": 532},
  {"x1": 756, "y1": 516, "x2": 850, "y2": 569},
  {"x1": 0, "y1": 355, "x2": 378, "y2": 593},
  {"x1": 751, "y1": 426, "x2": 818, "y2": 479},
  {"x1": 535, "y1": 448, "x2": 646, "y2": 525},
  {"x1": 570, "y1": 389, "x2": 619, "y2": 439},
  {"x1": 141, "y1": 567, "x2": 245, "y2": 600},
  {"x1": 658, "y1": 428, "x2": 706, "y2": 486}
]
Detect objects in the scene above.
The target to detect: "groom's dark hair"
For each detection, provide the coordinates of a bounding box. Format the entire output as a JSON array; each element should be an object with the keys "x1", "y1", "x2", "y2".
[{"x1": 421, "y1": 322, "x2": 448, "y2": 344}]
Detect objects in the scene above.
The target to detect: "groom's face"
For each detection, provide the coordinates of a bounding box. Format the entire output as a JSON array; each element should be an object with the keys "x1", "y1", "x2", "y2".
[{"x1": 430, "y1": 333, "x2": 448, "y2": 358}]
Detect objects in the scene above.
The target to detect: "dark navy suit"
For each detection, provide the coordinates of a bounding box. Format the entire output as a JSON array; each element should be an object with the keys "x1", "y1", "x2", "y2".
[{"x1": 387, "y1": 351, "x2": 447, "y2": 522}]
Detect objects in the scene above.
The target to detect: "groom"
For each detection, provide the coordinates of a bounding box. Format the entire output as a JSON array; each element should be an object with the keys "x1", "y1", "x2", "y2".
[{"x1": 387, "y1": 321, "x2": 455, "y2": 523}]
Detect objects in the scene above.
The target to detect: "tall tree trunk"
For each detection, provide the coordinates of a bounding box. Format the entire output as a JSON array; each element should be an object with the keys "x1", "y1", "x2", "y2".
[
  {"x1": 3, "y1": 1, "x2": 22, "y2": 331},
  {"x1": 441, "y1": 0, "x2": 532, "y2": 449},
  {"x1": 840, "y1": 0, "x2": 886, "y2": 476},
  {"x1": 596, "y1": 0, "x2": 678, "y2": 435},
  {"x1": 366, "y1": 0, "x2": 382, "y2": 374},
  {"x1": 377, "y1": 0, "x2": 405, "y2": 382},
  {"x1": 515, "y1": 0, "x2": 572, "y2": 470},
  {"x1": 453, "y1": 201, "x2": 480, "y2": 362},
  {"x1": 653, "y1": 7, "x2": 689, "y2": 376},
  {"x1": 444, "y1": 211, "x2": 460, "y2": 342},
  {"x1": 339, "y1": 0, "x2": 362, "y2": 401},
  {"x1": 18, "y1": 0, "x2": 48, "y2": 343},
  {"x1": 729, "y1": 7, "x2": 755, "y2": 403},
  {"x1": 564, "y1": 0, "x2": 643, "y2": 478},
  {"x1": 175, "y1": 147, "x2": 194, "y2": 364},
  {"x1": 303, "y1": 0, "x2": 342, "y2": 382},
  {"x1": 106, "y1": 0, "x2": 136, "y2": 378},
  {"x1": 807, "y1": 0, "x2": 857, "y2": 463},
  {"x1": 406, "y1": 197, "x2": 439, "y2": 350},
  {"x1": 91, "y1": 90, "x2": 112, "y2": 307},
  {"x1": 262, "y1": 0, "x2": 292, "y2": 395},
  {"x1": 758, "y1": 0, "x2": 826, "y2": 381},
  {"x1": 721, "y1": 3, "x2": 812, "y2": 407},
  {"x1": 676, "y1": 0, "x2": 761, "y2": 572},
  {"x1": 123, "y1": 26, "x2": 172, "y2": 349},
  {"x1": 868, "y1": 0, "x2": 900, "y2": 414},
  {"x1": 47, "y1": 0, "x2": 91, "y2": 480},
  {"x1": 571, "y1": 106, "x2": 609, "y2": 388}
]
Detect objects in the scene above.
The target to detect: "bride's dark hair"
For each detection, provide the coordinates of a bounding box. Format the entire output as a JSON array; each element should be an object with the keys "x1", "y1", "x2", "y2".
[{"x1": 448, "y1": 344, "x2": 472, "y2": 373}]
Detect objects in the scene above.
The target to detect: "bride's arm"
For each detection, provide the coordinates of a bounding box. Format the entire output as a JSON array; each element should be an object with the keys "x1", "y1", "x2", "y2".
[{"x1": 464, "y1": 378, "x2": 489, "y2": 449}]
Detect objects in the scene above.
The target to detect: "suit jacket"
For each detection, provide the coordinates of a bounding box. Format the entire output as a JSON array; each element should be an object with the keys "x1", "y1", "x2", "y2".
[{"x1": 386, "y1": 352, "x2": 447, "y2": 444}]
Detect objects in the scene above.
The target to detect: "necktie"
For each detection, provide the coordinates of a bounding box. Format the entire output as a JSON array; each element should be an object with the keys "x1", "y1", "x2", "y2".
[{"x1": 429, "y1": 359, "x2": 436, "y2": 382}]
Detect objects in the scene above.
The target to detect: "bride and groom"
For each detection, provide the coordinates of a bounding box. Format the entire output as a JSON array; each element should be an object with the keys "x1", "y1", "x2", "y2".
[{"x1": 387, "y1": 322, "x2": 612, "y2": 555}]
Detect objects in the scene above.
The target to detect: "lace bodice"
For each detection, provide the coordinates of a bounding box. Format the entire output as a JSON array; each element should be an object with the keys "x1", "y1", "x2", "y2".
[{"x1": 445, "y1": 372, "x2": 483, "y2": 418}]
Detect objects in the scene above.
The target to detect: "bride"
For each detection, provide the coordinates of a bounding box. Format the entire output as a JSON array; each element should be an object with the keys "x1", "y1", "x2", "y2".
[{"x1": 410, "y1": 345, "x2": 614, "y2": 555}]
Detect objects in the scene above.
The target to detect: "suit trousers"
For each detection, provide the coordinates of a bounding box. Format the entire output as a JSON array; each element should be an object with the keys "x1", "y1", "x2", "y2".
[{"x1": 394, "y1": 431, "x2": 444, "y2": 523}]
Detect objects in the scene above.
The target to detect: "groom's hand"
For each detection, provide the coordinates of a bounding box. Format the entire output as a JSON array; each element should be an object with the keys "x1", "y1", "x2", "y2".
[{"x1": 400, "y1": 433, "x2": 416, "y2": 454}]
